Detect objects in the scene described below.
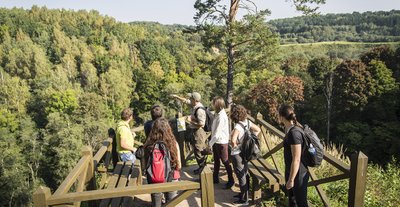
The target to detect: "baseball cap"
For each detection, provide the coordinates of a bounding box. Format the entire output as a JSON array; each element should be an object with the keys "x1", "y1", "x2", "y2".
[{"x1": 187, "y1": 92, "x2": 201, "y2": 101}]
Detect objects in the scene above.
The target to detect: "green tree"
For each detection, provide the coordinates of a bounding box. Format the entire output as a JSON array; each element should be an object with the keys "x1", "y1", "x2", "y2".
[
  {"x1": 99, "y1": 62, "x2": 134, "y2": 120},
  {"x1": 1, "y1": 30, "x2": 52, "y2": 81},
  {"x1": 41, "y1": 112, "x2": 83, "y2": 189},
  {"x1": 0, "y1": 70, "x2": 31, "y2": 113},
  {"x1": 0, "y1": 108, "x2": 33, "y2": 206},
  {"x1": 367, "y1": 60, "x2": 397, "y2": 96},
  {"x1": 45, "y1": 89, "x2": 79, "y2": 115},
  {"x1": 194, "y1": 0, "x2": 324, "y2": 105},
  {"x1": 76, "y1": 92, "x2": 112, "y2": 148}
]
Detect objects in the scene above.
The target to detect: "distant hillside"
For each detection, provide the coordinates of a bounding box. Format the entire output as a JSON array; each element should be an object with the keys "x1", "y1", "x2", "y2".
[{"x1": 269, "y1": 10, "x2": 400, "y2": 44}]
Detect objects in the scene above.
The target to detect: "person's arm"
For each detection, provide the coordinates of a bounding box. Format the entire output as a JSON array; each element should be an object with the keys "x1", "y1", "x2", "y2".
[
  {"x1": 171, "y1": 94, "x2": 190, "y2": 104},
  {"x1": 187, "y1": 108, "x2": 205, "y2": 128},
  {"x1": 230, "y1": 128, "x2": 240, "y2": 148},
  {"x1": 209, "y1": 114, "x2": 220, "y2": 147},
  {"x1": 175, "y1": 141, "x2": 181, "y2": 170},
  {"x1": 249, "y1": 122, "x2": 261, "y2": 136},
  {"x1": 286, "y1": 144, "x2": 302, "y2": 190}
]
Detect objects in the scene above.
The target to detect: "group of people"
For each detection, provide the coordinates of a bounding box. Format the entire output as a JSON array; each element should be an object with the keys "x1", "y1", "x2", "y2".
[{"x1": 114, "y1": 92, "x2": 310, "y2": 207}]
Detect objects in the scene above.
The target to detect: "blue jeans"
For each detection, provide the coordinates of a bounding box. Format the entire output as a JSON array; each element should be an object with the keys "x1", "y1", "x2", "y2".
[{"x1": 119, "y1": 151, "x2": 136, "y2": 163}]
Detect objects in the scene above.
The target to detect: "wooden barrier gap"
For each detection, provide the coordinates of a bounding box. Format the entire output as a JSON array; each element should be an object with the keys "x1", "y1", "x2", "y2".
[{"x1": 53, "y1": 147, "x2": 93, "y2": 196}]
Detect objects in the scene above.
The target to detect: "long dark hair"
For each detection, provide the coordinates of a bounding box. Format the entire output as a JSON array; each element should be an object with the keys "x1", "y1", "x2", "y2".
[
  {"x1": 278, "y1": 104, "x2": 303, "y2": 128},
  {"x1": 144, "y1": 118, "x2": 179, "y2": 169}
]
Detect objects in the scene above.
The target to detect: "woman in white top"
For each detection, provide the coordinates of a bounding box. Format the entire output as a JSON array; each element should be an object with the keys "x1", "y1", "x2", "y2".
[
  {"x1": 209, "y1": 96, "x2": 234, "y2": 189},
  {"x1": 230, "y1": 104, "x2": 260, "y2": 205}
]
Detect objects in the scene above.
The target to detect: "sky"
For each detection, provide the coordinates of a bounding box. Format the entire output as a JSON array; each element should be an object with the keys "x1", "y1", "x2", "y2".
[{"x1": 0, "y1": 0, "x2": 399, "y2": 25}]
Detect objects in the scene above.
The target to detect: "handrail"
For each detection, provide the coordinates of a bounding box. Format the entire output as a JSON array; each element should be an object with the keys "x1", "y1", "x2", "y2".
[
  {"x1": 33, "y1": 110, "x2": 366, "y2": 207},
  {"x1": 248, "y1": 113, "x2": 367, "y2": 207},
  {"x1": 93, "y1": 138, "x2": 112, "y2": 163},
  {"x1": 47, "y1": 181, "x2": 200, "y2": 204},
  {"x1": 250, "y1": 114, "x2": 351, "y2": 173}
]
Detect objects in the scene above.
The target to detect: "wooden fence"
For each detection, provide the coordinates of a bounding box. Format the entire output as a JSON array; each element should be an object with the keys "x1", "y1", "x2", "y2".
[
  {"x1": 33, "y1": 110, "x2": 367, "y2": 207},
  {"x1": 33, "y1": 134, "x2": 214, "y2": 207},
  {"x1": 247, "y1": 113, "x2": 368, "y2": 207}
]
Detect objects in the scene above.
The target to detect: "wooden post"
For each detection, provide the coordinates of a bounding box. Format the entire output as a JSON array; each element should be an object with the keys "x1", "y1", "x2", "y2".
[
  {"x1": 251, "y1": 174, "x2": 262, "y2": 204},
  {"x1": 82, "y1": 146, "x2": 94, "y2": 182},
  {"x1": 256, "y1": 112, "x2": 263, "y2": 122},
  {"x1": 200, "y1": 166, "x2": 215, "y2": 207},
  {"x1": 33, "y1": 186, "x2": 51, "y2": 207},
  {"x1": 82, "y1": 146, "x2": 96, "y2": 207},
  {"x1": 348, "y1": 151, "x2": 368, "y2": 207}
]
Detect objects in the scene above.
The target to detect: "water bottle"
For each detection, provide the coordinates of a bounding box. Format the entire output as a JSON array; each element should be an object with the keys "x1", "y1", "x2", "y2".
[{"x1": 308, "y1": 144, "x2": 316, "y2": 155}]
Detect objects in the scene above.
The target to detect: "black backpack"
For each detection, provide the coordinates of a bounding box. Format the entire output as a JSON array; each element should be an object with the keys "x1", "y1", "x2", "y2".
[
  {"x1": 146, "y1": 142, "x2": 172, "y2": 183},
  {"x1": 293, "y1": 125, "x2": 324, "y2": 167},
  {"x1": 238, "y1": 120, "x2": 261, "y2": 162},
  {"x1": 194, "y1": 106, "x2": 214, "y2": 132}
]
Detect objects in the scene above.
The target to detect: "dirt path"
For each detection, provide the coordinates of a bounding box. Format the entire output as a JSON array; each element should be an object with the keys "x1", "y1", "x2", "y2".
[{"x1": 132, "y1": 164, "x2": 244, "y2": 207}]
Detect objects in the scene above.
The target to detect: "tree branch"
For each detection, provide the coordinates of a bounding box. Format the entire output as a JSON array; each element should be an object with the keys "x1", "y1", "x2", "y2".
[{"x1": 233, "y1": 38, "x2": 257, "y2": 48}]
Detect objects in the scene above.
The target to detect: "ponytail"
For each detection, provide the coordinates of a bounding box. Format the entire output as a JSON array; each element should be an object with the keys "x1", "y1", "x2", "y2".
[
  {"x1": 289, "y1": 113, "x2": 303, "y2": 129},
  {"x1": 279, "y1": 104, "x2": 302, "y2": 128}
]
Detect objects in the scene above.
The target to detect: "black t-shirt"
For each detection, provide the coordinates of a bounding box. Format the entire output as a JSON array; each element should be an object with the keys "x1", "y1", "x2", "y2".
[{"x1": 283, "y1": 126, "x2": 307, "y2": 180}]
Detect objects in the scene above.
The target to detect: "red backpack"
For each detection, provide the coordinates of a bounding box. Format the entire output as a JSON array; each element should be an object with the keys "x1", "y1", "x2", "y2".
[{"x1": 146, "y1": 142, "x2": 172, "y2": 183}]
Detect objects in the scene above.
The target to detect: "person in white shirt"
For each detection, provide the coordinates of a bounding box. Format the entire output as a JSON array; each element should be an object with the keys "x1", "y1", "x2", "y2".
[
  {"x1": 230, "y1": 104, "x2": 261, "y2": 205},
  {"x1": 209, "y1": 96, "x2": 234, "y2": 189}
]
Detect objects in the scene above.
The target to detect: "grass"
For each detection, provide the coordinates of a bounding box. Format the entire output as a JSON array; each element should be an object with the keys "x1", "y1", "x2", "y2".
[
  {"x1": 280, "y1": 41, "x2": 400, "y2": 47},
  {"x1": 257, "y1": 130, "x2": 400, "y2": 207},
  {"x1": 278, "y1": 41, "x2": 400, "y2": 59}
]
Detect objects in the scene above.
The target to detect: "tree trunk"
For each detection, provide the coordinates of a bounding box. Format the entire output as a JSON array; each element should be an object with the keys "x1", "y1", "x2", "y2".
[
  {"x1": 325, "y1": 72, "x2": 334, "y2": 144},
  {"x1": 226, "y1": 43, "x2": 234, "y2": 106},
  {"x1": 226, "y1": 0, "x2": 239, "y2": 107}
]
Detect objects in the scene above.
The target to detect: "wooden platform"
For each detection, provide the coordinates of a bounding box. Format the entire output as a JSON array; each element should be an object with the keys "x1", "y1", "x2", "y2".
[{"x1": 99, "y1": 160, "x2": 142, "y2": 207}]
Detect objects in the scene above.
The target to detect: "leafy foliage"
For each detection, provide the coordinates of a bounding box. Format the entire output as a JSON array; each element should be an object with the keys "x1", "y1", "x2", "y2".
[
  {"x1": 270, "y1": 10, "x2": 400, "y2": 44},
  {"x1": 333, "y1": 60, "x2": 375, "y2": 111},
  {"x1": 245, "y1": 76, "x2": 304, "y2": 123},
  {"x1": 0, "y1": 5, "x2": 399, "y2": 206}
]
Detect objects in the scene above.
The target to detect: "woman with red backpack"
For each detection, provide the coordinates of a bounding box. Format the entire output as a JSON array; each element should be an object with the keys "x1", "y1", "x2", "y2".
[{"x1": 144, "y1": 118, "x2": 181, "y2": 207}]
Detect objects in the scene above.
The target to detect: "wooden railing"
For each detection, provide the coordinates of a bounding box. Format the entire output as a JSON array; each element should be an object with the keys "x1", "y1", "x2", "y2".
[
  {"x1": 247, "y1": 113, "x2": 368, "y2": 207},
  {"x1": 33, "y1": 127, "x2": 215, "y2": 207},
  {"x1": 33, "y1": 110, "x2": 366, "y2": 207}
]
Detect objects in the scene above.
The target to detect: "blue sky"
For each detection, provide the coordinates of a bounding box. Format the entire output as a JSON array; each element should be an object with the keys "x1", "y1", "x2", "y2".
[{"x1": 0, "y1": 0, "x2": 399, "y2": 25}]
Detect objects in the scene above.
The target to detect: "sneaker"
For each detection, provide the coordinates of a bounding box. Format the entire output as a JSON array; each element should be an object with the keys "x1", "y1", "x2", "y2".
[
  {"x1": 232, "y1": 199, "x2": 249, "y2": 206},
  {"x1": 233, "y1": 193, "x2": 241, "y2": 198},
  {"x1": 193, "y1": 168, "x2": 200, "y2": 174},
  {"x1": 193, "y1": 167, "x2": 204, "y2": 175},
  {"x1": 224, "y1": 180, "x2": 234, "y2": 189}
]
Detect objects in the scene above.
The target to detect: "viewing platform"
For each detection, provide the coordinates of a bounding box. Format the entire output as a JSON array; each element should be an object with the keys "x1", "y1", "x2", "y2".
[{"x1": 33, "y1": 112, "x2": 368, "y2": 207}]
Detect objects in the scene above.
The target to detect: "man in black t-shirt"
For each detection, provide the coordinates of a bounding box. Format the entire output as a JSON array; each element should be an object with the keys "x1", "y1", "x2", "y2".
[{"x1": 144, "y1": 105, "x2": 163, "y2": 138}]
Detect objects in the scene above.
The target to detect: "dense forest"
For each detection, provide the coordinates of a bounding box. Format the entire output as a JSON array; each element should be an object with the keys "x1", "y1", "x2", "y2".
[
  {"x1": 0, "y1": 6, "x2": 399, "y2": 206},
  {"x1": 269, "y1": 10, "x2": 400, "y2": 43}
]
